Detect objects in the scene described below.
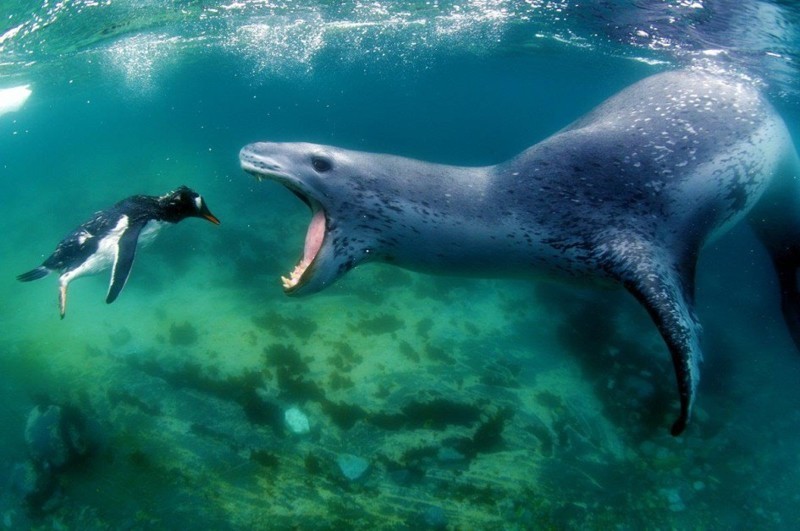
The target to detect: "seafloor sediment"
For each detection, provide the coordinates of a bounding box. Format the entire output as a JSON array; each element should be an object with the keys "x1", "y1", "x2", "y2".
[{"x1": 1, "y1": 215, "x2": 791, "y2": 529}]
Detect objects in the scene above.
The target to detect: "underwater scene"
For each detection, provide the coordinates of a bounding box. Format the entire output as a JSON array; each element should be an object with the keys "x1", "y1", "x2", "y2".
[{"x1": 2, "y1": 0, "x2": 800, "y2": 528}]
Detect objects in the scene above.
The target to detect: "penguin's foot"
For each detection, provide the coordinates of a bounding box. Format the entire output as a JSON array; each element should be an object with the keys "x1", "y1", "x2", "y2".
[{"x1": 58, "y1": 284, "x2": 67, "y2": 319}]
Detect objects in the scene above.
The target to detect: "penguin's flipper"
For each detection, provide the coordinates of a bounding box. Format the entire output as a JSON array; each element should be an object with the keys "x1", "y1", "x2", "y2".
[
  {"x1": 17, "y1": 266, "x2": 50, "y2": 282},
  {"x1": 106, "y1": 222, "x2": 145, "y2": 304},
  {"x1": 600, "y1": 234, "x2": 701, "y2": 436}
]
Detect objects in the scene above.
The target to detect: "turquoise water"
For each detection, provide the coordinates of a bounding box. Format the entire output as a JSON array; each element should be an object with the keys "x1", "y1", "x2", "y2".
[{"x1": 2, "y1": 1, "x2": 800, "y2": 528}]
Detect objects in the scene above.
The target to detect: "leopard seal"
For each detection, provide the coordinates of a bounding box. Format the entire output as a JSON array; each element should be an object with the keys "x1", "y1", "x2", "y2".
[{"x1": 240, "y1": 68, "x2": 800, "y2": 435}]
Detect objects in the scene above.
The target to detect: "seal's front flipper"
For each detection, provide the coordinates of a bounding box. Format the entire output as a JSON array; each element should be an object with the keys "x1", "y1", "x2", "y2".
[
  {"x1": 106, "y1": 222, "x2": 144, "y2": 304},
  {"x1": 603, "y1": 237, "x2": 702, "y2": 436},
  {"x1": 769, "y1": 247, "x2": 800, "y2": 351},
  {"x1": 749, "y1": 152, "x2": 800, "y2": 353}
]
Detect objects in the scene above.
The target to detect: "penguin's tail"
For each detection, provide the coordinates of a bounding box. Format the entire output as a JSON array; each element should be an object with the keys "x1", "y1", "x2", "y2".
[{"x1": 17, "y1": 266, "x2": 50, "y2": 282}]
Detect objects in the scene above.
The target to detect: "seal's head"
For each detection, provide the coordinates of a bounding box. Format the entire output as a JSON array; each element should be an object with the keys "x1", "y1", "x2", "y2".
[{"x1": 240, "y1": 142, "x2": 379, "y2": 296}]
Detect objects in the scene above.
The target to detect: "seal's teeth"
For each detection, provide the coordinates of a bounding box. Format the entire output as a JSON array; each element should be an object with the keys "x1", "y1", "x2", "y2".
[
  {"x1": 281, "y1": 257, "x2": 314, "y2": 290},
  {"x1": 281, "y1": 270, "x2": 303, "y2": 290}
]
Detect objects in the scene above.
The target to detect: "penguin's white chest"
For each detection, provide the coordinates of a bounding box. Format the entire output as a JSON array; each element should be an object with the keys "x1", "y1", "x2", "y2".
[
  {"x1": 138, "y1": 220, "x2": 165, "y2": 246},
  {"x1": 60, "y1": 216, "x2": 141, "y2": 284}
]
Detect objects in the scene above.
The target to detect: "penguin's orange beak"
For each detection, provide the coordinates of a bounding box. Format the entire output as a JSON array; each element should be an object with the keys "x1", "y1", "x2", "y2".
[
  {"x1": 203, "y1": 212, "x2": 221, "y2": 225},
  {"x1": 199, "y1": 202, "x2": 221, "y2": 225}
]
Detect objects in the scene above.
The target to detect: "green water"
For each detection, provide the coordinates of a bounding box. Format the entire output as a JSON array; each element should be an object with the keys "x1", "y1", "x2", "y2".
[{"x1": 2, "y1": 1, "x2": 800, "y2": 528}]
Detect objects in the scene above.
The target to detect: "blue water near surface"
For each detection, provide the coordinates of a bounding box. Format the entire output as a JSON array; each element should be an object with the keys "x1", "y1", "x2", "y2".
[{"x1": 2, "y1": 1, "x2": 800, "y2": 528}]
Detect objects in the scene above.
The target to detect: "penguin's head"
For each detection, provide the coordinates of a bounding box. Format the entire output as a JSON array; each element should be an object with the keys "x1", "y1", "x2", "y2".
[{"x1": 160, "y1": 186, "x2": 221, "y2": 225}]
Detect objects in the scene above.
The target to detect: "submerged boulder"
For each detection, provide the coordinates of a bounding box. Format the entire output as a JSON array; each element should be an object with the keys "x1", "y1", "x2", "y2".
[
  {"x1": 284, "y1": 406, "x2": 311, "y2": 435},
  {"x1": 7, "y1": 460, "x2": 57, "y2": 514},
  {"x1": 24, "y1": 404, "x2": 93, "y2": 470},
  {"x1": 336, "y1": 453, "x2": 370, "y2": 481},
  {"x1": 25, "y1": 406, "x2": 69, "y2": 469}
]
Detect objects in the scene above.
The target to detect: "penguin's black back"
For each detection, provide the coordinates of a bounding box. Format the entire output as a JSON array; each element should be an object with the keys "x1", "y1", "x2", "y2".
[
  {"x1": 42, "y1": 214, "x2": 109, "y2": 271},
  {"x1": 41, "y1": 196, "x2": 160, "y2": 272}
]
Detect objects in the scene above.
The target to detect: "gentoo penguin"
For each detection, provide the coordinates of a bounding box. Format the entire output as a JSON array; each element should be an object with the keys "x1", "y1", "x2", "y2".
[{"x1": 17, "y1": 185, "x2": 220, "y2": 318}]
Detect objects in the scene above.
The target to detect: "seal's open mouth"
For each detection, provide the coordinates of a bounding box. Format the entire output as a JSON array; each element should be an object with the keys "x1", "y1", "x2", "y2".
[
  {"x1": 283, "y1": 207, "x2": 325, "y2": 291},
  {"x1": 242, "y1": 159, "x2": 327, "y2": 294},
  {"x1": 264, "y1": 177, "x2": 327, "y2": 293}
]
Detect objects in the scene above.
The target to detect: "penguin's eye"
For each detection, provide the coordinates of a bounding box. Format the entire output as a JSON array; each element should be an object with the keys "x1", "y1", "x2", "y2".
[{"x1": 311, "y1": 156, "x2": 332, "y2": 173}]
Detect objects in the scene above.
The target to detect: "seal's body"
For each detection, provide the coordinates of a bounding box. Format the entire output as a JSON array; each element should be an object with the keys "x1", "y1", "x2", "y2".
[
  {"x1": 18, "y1": 186, "x2": 220, "y2": 318},
  {"x1": 240, "y1": 69, "x2": 800, "y2": 435}
]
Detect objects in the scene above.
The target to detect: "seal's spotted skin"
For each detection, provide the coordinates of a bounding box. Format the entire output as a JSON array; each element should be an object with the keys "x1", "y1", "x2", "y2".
[{"x1": 241, "y1": 69, "x2": 800, "y2": 435}]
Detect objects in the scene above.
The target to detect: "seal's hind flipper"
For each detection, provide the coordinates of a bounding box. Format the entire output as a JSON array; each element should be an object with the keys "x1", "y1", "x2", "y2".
[
  {"x1": 601, "y1": 236, "x2": 702, "y2": 436},
  {"x1": 626, "y1": 269, "x2": 702, "y2": 436},
  {"x1": 106, "y1": 222, "x2": 144, "y2": 304}
]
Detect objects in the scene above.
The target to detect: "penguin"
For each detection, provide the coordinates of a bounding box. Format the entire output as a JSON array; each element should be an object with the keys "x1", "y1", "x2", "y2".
[{"x1": 17, "y1": 185, "x2": 220, "y2": 318}]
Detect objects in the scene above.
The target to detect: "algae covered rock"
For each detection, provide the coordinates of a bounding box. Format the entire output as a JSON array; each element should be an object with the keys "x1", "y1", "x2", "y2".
[
  {"x1": 7, "y1": 460, "x2": 57, "y2": 514},
  {"x1": 25, "y1": 405, "x2": 70, "y2": 469},
  {"x1": 24, "y1": 404, "x2": 93, "y2": 469}
]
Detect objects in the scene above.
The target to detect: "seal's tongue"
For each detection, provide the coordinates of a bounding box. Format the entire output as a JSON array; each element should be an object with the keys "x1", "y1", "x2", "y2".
[
  {"x1": 282, "y1": 209, "x2": 326, "y2": 290},
  {"x1": 304, "y1": 209, "x2": 325, "y2": 260}
]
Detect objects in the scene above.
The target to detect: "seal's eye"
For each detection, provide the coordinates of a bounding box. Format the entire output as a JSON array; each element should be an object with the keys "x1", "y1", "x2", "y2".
[{"x1": 311, "y1": 156, "x2": 332, "y2": 173}]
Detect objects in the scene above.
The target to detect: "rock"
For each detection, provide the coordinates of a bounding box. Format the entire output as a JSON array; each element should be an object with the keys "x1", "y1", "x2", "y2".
[
  {"x1": 624, "y1": 376, "x2": 656, "y2": 402},
  {"x1": 109, "y1": 327, "x2": 132, "y2": 347},
  {"x1": 336, "y1": 453, "x2": 369, "y2": 481},
  {"x1": 284, "y1": 407, "x2": 310, "y2": 435},
  {"x1": 8, "y1": 461, "x2": 41, "y2": 499},
  {"x1": 389, "y1": 469, "x2": 413, "y2": 485},
  {"x1": 24, "y1": 406, "x2": 70, "y2": 468},
  {"x1": 655, "y1": 446, "x2": 672, "y2": 461},
  {"x1": 24, "y1": 404, "x2": 93, "y2": 470},
  {"x1": 7, "y1": 461, "x2": 56, "y2": 512},
  {"x1": 639, "y1": 440, "x2": 657, "y2": 456},
  {"x1": 660, "y1": 488, "x2": 685, "y2": 512},
  {"x1": 422, "y1": 505, "x2": 447, "y2": 529},
  {"x1": 169, "y1": 321, "x2": 198, "y2": 346},
  {"x1": 407, "y1": 505, "x2": 448, "y2": 529},
  {"x1": 256, "y1": 386, "x2": 280, "y2": 402},
  {"x1": 436, "y1": 446, "x2": 466, "y2": 463},
  {"x1": 1, "y1": 507, "x2": 32, "y2": 531}
]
